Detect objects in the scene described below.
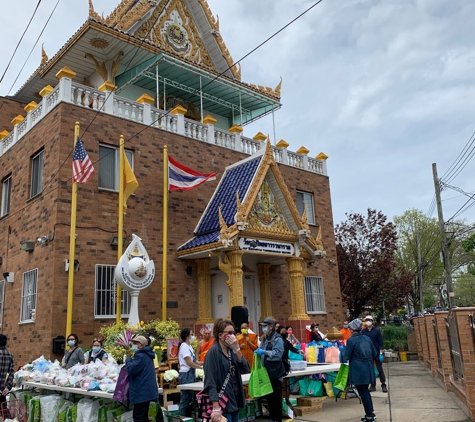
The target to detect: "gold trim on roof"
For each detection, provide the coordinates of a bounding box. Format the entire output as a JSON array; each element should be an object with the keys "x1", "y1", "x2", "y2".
[
  {"x1": 41, "y1": 44, "x2": 48, "y2": 66},
  {"x1": 90, "y1": 37, "x2": 109, "y2": 49},
  {"x1": 88, "y1": 0, "x2": 103, "y2": 22}
]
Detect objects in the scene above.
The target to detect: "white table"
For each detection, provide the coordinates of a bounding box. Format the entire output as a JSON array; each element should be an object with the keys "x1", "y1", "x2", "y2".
[
  {"x1": 22, "y1": 381, "x2": 163, "y2": 399},
  {"x1": 177, "y1": 363, "x2": 341, "y2": 391}
]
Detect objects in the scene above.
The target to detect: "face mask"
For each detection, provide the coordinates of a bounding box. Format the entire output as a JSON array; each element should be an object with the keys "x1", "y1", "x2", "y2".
[
  {"x1": 131, "y1": 344, "x2": 138, "y2": 351},
  {"x1": 281, "y1": 333, "x2": 288, "y2": 339},
  {"x1": 241, "y1": 329, "x2": 248, "y2": 335},
  {"x1": 287, "y1": 330, "x2": 293, "y2": 335},
  {"x1": 190, "y1": 336, "x2": 196, "y2": 343},
  {"x1": 92, "y1": 347, "x2": 101, "y2": 353},
  {"x1": 68, "y1": 340, "x2": 75, "y2": 347},
  {"x1": 343, "y1": 325, "x2": 349, "y2": 329},
  {"x1": 262, "y1": 327, "x2": 269, "y2": 334},
  {"x1": 366, "y1": 321, "x2": 373, "y2": 327}
]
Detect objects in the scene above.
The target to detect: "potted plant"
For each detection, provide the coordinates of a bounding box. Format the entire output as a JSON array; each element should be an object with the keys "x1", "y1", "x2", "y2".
[
  {"x1": 394, "y1": 341, "x2": 407, "y2": 361},
  {"x1": 164, "y1": 369, "x2": 180, "y2": 388}
]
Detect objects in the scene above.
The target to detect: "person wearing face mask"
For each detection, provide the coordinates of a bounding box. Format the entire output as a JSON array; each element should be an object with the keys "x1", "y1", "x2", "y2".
[
  {"x1": 196, "y1": 326, "x2": 215, "y2": 363},
  {"x1": 285, "y1": 326, "x2": 300, "y2": 346},
  {"x1": 255, "y1": 317, "x2": 285, "y2": 422},
  {"x1": 340, "y1": 320, "x2": 352, "y2": 342},
  {"x1": 362, "y1": 315, "x2": 387, "y2": 393},
  {"x1": 178, "y1": 328, "x2": 203, "y2": 417},
  {"x1": 62, "y1": 334, "x2": 85, "y2": 369},
  {"x1": 237, "y1": 322, "x2": 258, "y2": 365},
  {"x1": 203, "y1": 318, "x2": 249, "y2": 422},
  {"x1": 84, "y1": 338, "x2": 108, "y2": 364},
  {"x1": 277, "y1": 326, "x2": 304, "y2": 372},
  {"x1": 125, "y1": 335, "x2": 158, "y2": 422},
  {"x1": 310, "y1": 323, "x2": 324, "y2": 342}
]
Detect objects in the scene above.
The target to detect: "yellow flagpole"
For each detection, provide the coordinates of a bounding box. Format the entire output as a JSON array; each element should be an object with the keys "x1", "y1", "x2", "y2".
[
  {"x1": 66, "y1": 122, "x2": 80, "y2": 342},
  {"x1": 162, "y1": 145, "x2": 168, "y2": 321},
  {"x1": 116, "y1": 135, "x2": 125, "y2": 324}
]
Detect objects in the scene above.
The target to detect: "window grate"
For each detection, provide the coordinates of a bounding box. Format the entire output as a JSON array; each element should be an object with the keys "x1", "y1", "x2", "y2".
[
  {"x1": 304, "y1": 276, "x2": 326, "y2": 314},
  {"x1": 20, "y1": 269, "x2": 38, "y2": 322},
  {"x1": 95, "y1": 265, "x2": 130, "y2": 318}
]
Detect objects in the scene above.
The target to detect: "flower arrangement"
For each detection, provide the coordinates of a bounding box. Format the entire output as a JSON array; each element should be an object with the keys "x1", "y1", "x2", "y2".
[
  {"x1": 195, "y1": 368, "x2": 204, "y2": 380},
  {"x1": 99, "y1": 319, "x2": 181, "y2": 364},
  {"x1": 163, "y1": 369, "x2": 179, "y2": 382}
]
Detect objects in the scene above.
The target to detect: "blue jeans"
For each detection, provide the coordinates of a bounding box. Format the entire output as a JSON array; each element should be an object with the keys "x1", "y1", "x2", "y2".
[
  {"x1": 179, "y1": 370, "x2": 196, "y2": 416},
  {"x1": 223, "y1": 410, "x2": 239, "y2": 422}
]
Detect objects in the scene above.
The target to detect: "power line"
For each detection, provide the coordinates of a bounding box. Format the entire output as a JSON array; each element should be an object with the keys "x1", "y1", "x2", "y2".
[
  {"x1": 0, "y1": 0, "x2": 43, "y2": 84},
  {"x1": 440, "y1": 130, "x2": 475, "y2": 185}
]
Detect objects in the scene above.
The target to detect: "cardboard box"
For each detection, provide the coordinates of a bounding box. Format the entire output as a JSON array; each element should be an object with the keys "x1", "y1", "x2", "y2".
[
  {"x1": 294, "y1": 405, "x2": 322, "y2": 416},
  {"x1": 296, "y1": 397, "x2": 323, "y2": 407}
]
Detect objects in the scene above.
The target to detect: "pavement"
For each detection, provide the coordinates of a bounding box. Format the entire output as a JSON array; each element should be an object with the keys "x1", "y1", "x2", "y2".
[{"x1": 293, "y1": 361, "x2": 471, "y2": 422}]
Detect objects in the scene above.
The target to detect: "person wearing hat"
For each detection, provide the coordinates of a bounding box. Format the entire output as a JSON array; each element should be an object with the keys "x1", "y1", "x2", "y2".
[
  {"x1": 344, "y1": 319, "x2": 378, "y2": 422},
  {"x1": 362, "y1": 315, "x2": 387, "y2": 393},
  {"x1": 125, "y1": 335, "x2": 159, "y2": 422},
  {"x1": 255, "y1": 317, "x2": 285, "y2": 422}
]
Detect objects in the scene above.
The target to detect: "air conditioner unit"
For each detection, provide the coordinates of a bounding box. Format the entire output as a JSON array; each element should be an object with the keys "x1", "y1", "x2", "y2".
[{"x1": 21, "y1": 242, "x2": 35, "y2": 252}]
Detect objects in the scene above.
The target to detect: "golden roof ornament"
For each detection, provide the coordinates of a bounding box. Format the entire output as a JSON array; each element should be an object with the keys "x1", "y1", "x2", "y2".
[
  {"x1": 218, "y1": 205, "x2": 237, "y2": 247},
  {"x1": 274, "y1": 77, "x2": 282, "y2": 97},
  {"x1": 301, "y1": 207, "x2": 310, "y2": 231},
  {"x1": 85, "y1": 53, "x2": 108, "y2": 82},
  {"x1": 315, "y1": 225, "x2": 324, "y2": 251},
  {"x1": 88, "y1": 0, "x2": 103, "y2": 21},
  {"x1": 236, "y1": 190, "x2": 248, "y2": 230},
  {"x1": 41, "y1": 44, "x2": 48, "y2": 66}
]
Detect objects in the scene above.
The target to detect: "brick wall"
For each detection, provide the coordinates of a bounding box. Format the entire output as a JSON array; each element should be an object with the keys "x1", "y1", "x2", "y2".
[
  {"x1": 0, "y1": 101, "x2": 343, "y2": 363},
  {"x1": 0, "y1": 97, "x2": 27, "y2": 134}
]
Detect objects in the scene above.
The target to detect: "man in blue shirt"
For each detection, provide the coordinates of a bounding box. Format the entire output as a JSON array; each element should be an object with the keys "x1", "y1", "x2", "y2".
[
  {"x1": 255, "y1": 317, "x2": 285, "y2": 422},
  {"x1": 362, "y1": 315, "x2": 387, "y2": 393}
]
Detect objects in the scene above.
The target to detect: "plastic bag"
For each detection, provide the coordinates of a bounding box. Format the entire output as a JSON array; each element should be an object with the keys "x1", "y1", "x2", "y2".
[
  {"x1": 325, "y1": 346, "x2": 340, "y2": 363},
  {"x1": 76, "y1": 398, "x2": 100, "y2": 422},
  {"x1": 40, "y1": 395, "x2": 62, "y2": 422},
  {"x1": 333, "y1": 364, "x2": 349, "y2": 391},
  {"x1": 248, "y1": 355, "x2": 273, "y2": 398},
  {"x1": 307, "y1": 346, "x2": 316, "y2": 363},
  {"x1": 323, "y1": 382, "x2": 334, "y2": 397},
  {"x1": 112, "y1": 366, "x2": 129, "y2": 404},
  {"x1": 119, "y1": 410, "x2": 133, "y2": 422}
]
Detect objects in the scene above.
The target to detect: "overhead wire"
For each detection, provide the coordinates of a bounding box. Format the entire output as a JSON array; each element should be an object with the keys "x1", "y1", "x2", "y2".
[
  {"x1": 440, "y1": 130, "x2": 475, "y2": 184},
  {"x1": 1, "y1": 0, "x2": 324, "y2": 223},
  {"x1": 0, "y1": 0, "x2": 43, "y2": 84}
]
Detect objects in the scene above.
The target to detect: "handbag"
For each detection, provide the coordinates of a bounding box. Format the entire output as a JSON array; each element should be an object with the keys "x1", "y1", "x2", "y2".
[
  {"x1": 248, "y1": 355, "x2": 273, "y2": 398},
  {"x1": 197, "y1": 352, "x2": 232, "y2": 420},
  {"x1": 333, "y1": 364, "x2": 349, "y2": 391},
  {"x1": 112, "y1": 366, "x2": 129, "y2": 403}
]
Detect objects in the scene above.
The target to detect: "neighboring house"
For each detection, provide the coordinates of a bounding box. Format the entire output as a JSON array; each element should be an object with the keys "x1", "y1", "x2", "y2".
[{"x1": 0, "y1": 0, "x2": 342, "y2": 362}]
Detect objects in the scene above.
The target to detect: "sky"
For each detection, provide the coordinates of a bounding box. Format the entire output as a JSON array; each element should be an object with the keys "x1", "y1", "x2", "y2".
[{"x1": 1, "y1": 0, "x2": 474, "y2": 226}]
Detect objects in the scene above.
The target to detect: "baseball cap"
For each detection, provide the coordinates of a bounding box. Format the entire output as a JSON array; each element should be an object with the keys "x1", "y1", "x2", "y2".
[
  {"x1": 364, "y1": 315, "x2": 374, "y2": 321},
  {"x1": 259, "y1": 317, "x2": 276, "y2": 326},
  {"x1": 131, "y1": 335, "x2": 148, "y2": 346}
]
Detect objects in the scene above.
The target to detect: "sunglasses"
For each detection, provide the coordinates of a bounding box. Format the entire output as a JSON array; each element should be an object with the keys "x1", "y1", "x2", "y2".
[{"x1": 222, "y1": 331, "x2": 236, "y2": 336}]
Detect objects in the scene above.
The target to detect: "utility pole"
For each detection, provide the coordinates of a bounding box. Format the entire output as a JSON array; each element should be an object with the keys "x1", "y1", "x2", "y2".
[
  {"x1": 432, "y1": 163, "x2": 456, "y2": 308},
  {"x1": 416, "y1": 233, "x2": 423, "y2": 312}
]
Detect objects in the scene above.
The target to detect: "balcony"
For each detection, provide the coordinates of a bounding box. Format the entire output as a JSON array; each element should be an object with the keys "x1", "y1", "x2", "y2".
[{"x1": 0, "y1": 77, "x2": 327, "y2": 176}]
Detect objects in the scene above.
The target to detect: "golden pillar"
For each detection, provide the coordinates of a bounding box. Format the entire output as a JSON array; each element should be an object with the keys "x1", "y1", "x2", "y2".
[
  {"x1": 219, "y1": 251, "x2": 244, "y2": 316},
  {"x1": 287, "y1": 257, "x2": 309, "y2": 320},
  {"x1": 257, "y1": 263, "x2": 272, "y2": 321},
  {"x1": 196, "y1": 258, "x2": 214, "y2": 324}
]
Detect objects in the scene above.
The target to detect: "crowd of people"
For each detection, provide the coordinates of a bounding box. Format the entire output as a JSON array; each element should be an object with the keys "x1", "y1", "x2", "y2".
[{"x1": 54, "y1": 314, "x2": 386, "y2": 422}]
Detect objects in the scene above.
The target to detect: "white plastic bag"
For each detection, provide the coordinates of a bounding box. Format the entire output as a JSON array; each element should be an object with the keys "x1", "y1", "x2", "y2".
[
  {"x1": 39, "y1": 395, "x2": 61, "y2": 422},
  {"x1": 76, "y1": 398, "x2": 100, "y2": 422},
  {"x1": 119, "y1": 410, "x2": 133, "y2": 422}
]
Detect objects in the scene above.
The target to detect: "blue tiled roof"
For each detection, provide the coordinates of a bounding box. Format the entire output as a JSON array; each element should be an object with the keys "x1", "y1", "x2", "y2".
[
  {"x1": 195, "y1": 155, "x2": 263, "y2": 234},
  {"x1": 178, "y1": 231, "x2": 220, "y2": 251}
]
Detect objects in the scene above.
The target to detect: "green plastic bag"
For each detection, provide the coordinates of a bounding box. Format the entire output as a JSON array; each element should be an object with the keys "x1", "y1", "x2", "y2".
[
  {"x1": 333, "y1": 364, "x2": 349, "y2": 391},
  {"x1": 248, "y1": 355, "x2": 273, "y2": 398}
]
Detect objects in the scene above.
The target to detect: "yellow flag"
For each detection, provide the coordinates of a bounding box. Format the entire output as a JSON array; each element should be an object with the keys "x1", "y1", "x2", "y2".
[{"x1": 122, "y1": 149, "x2": 139, "y2": 213}]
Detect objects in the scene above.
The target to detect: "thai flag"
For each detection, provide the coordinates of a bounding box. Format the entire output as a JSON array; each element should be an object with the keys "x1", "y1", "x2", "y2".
[{"x1": 168, "y1": 156, "x2": 216, "y2": 191}]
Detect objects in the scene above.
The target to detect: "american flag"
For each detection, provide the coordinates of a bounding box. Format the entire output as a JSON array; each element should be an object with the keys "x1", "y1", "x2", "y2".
[{"x1": 72, "y1": 137, "x2": 94, "y2": 183}]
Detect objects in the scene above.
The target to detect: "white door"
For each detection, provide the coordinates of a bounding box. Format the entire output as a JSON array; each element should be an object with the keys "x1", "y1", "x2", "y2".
[{"x1": 243, "y1": 275, "x2": 261, "y2": 332}]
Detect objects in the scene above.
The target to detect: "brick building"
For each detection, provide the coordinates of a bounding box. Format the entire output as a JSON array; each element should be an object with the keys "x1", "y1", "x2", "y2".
[{"x1": 0, "y1": 0, "x2": 342, "y2": 363}]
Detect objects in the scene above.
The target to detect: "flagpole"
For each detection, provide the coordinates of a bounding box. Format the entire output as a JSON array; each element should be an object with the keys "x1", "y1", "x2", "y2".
[
  {"x1": 66, "y1": 122, "x2": 79, "y2": 342},
  {"x1": 116, "y1": 135, "x2": 125, "y2": 324},
  {"x1": 162, "y1": 145, "x2": 168, "y2": 321}
]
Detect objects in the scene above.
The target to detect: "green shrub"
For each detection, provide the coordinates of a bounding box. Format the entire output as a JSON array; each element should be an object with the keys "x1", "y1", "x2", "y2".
[{"x1": 380, "y1": 325, "x2": 409, "y2": 341}]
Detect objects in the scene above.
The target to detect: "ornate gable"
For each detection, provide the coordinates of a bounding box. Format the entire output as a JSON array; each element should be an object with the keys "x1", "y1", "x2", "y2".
[{"x1": 134, "y1": 0, "x2": 214, "y2": 69}]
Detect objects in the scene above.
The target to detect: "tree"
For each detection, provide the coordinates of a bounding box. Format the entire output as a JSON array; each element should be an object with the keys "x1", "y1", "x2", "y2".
[
  {"x1": 454, "y1": 272, "x2": 475, "y2": 306},
  {"x1": 394, "y1": 209, "x2": 475, "y2": 311},
  {"x1": 335, "y1": 209, "x2": 412, "y2": 319}
]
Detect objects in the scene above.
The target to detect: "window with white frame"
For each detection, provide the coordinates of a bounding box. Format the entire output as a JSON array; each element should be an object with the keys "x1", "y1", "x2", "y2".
[
  {"x1": 296, "y1": 191, "x2": 315, "y2": 225},
  {"x1": 95, "y1": 265, "x2": 130, "y2": 318},
  {"x1": 304, "y1": 276, "x2": 326, "y2": 314},
  {"x1": 30, "y1": 151, "x2": 44, "y2": 198},
  {"x1": 98, "y1": 145, "x2": 134, "y2": 191},
  {"x1": 20, "y1": 269, "x2": 38, "y2": 322},
  {"x1": 0, "y1": 280, "x2": 4, "y2": 326},
  {"x1": 1, "y1": 176, "x2": 11, "y2": 217}
]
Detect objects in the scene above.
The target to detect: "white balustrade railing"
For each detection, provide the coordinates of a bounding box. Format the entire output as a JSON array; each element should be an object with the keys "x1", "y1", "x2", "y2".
[{"x1": 0, "y1": 79, "x2": 326, "y2": 176}]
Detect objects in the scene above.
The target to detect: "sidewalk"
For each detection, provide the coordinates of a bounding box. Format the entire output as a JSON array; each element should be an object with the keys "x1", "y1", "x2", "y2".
[{"x1": 294, "y1": 361, "x2": 471, "y2": 422}]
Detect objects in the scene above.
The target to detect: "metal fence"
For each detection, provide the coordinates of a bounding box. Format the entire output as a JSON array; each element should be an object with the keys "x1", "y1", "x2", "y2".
[{"x1": 445, "y1": 313, "x2": 464, "y2": 382}]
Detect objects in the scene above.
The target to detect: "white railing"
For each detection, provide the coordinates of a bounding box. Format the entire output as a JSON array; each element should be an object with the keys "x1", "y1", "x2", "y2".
[{"x1": 0, "y1": 79, "x2": 327, "y2": 176}]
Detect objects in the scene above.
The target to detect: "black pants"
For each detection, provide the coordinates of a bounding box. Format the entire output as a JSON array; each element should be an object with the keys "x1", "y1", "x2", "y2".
[
  {"x1": 133, "y1": 401, "x2": 150, "y2": 422},
  {"x1": 265, "y1": 378, "x2": 283, "y2": 422},
  {"x1": 372, "y1": 358, "x2": 386, "y2": 386},
  {"x1": 355, "y1": 384, "x2": 374, "y2": 418}
]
